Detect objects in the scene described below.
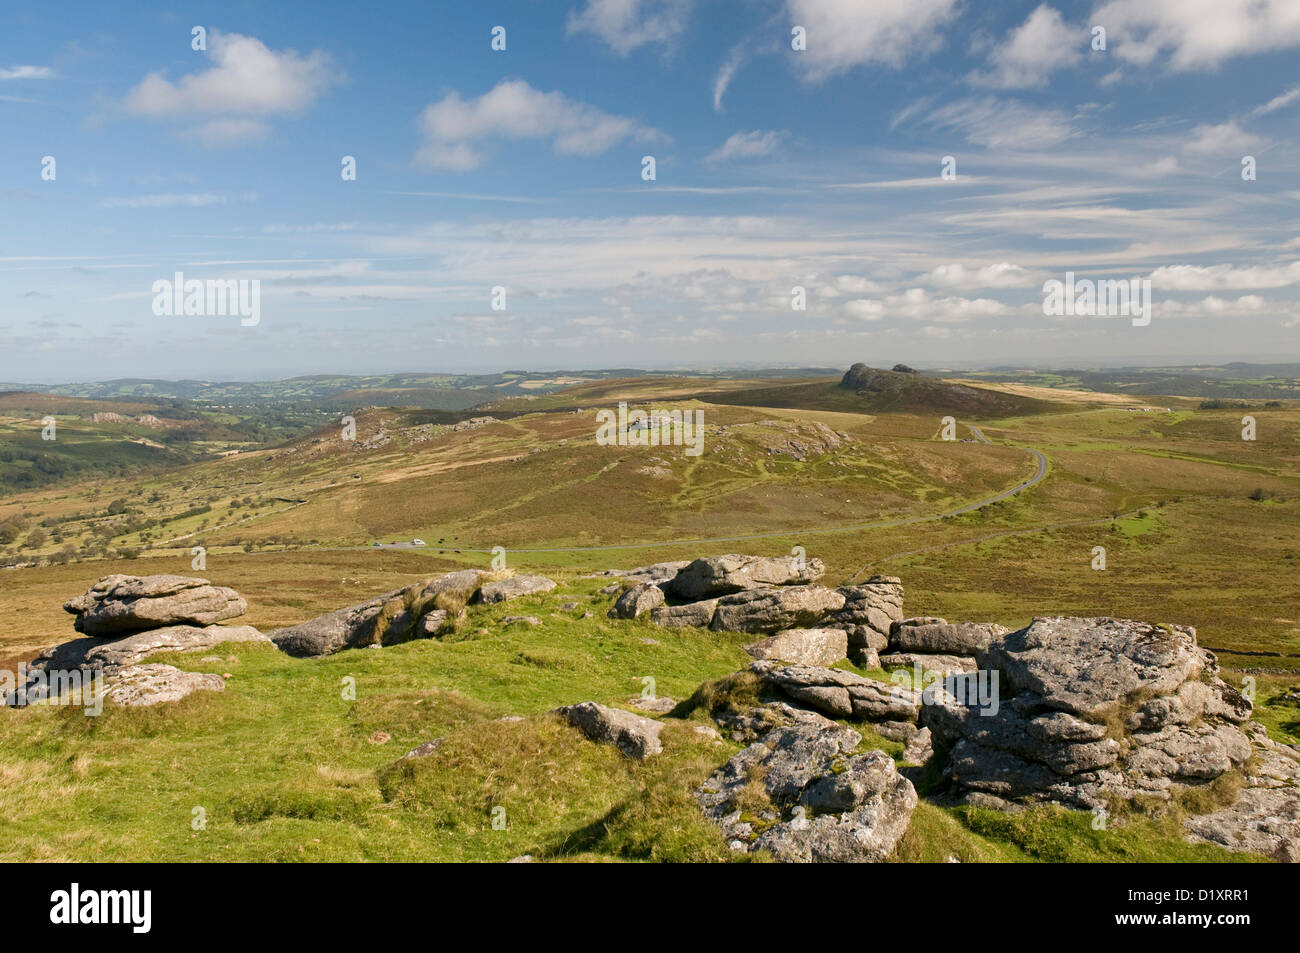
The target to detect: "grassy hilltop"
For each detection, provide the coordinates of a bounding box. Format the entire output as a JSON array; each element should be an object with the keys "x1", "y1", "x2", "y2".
[{"x1": 0, "y1": 366, "x2": 1296, "y2": 861}]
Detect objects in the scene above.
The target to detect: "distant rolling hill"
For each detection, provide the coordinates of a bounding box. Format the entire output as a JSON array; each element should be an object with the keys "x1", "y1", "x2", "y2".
[{"x1": 692, "y1": 365, "x2": 1059, "y2": 418}]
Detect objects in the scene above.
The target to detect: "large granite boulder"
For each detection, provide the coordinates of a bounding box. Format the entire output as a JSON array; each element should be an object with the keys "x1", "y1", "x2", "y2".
[
  {"x1": 697, "y1": 722, "x2": 916, "y2": 862},
  {"x1": 925, "y1": 617, "x2": 1259, "y2": 811},
  {"x1": 554, "y1": 702, "x2": 663, "y2": 760},
  {"x1": 608, "y1": 583, "x2": 665, "y2": 619},
  {"x1": 665, "y1": 554, "x2": 824, "y2": 601},
  {"x1": 63, "y1": 575, "x2": 247, "y2": 636},
  {"x1": 977, "y1": 617, "x2": 1206, "y2": 719},
  {"x1": 710, "y1": 586, "x2": 845, "y2": 634}
]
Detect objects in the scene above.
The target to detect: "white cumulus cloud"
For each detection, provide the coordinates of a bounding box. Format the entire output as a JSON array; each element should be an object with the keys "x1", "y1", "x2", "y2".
[
  {"x1": 124, "y1": 31, "x2": 336, "y2": 117},
  {"x1": 1092, "y1": 0, "x2": 1300, "y2": 70},
  {"x1": 969, "y1": 5, "x2": 1083, "y2": 88},
  {"x1": 567, "y1": 0, "x2": 692, "y2": 55},
  {"x1": 415, "y1": 80, "x2": 663, "y2": 171},
  {"x1": 787, "y1": 0, "x2": 960, "y2": 81}
]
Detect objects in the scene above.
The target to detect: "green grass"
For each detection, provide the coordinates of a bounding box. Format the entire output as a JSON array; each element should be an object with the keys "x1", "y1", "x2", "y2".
[{"x1": 1, "y1": 374, "x2": 1297, "y2": 861}]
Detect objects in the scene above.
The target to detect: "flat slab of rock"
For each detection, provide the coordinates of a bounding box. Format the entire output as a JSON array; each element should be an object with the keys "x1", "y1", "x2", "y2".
[
  {"x1": 666, "y1": 554, "x2": 824, "y2": 601},
  {"x1": 555, "y1": 702, "x2": 663, "y2": 760},
  {"x1": 650, "y1": 599, "x2": 719, "y2": 629},
  {"x1": 751, "y1": 660, "x2": 921, "y2": 724},
  {"x1": 710, "y1": 585, "x2": 846, "y2": 634},
  {"x1": 601, "y1": 561, "x2": 690, "y2": 585},
  {"x1": 625, "y1": 694, "x2": 676, "y2": 715},
  {"x1": 103, "y1": 663, "x2": 226, "y2": 707},
  {"x1": 35, "y1": 624, "x2": 266, "y2": 672},
  {"x1": 474, "y1": 574, "x2": 557, "y2": 604},
  {"x1": 64, "y1": 575, "x2": 247, "y2": 637},
  {"x1": 879, "y1": 652, "x2": 977, "y2": 676},
  {"x1": 746, "y1": 629, "x2": 847, "y2": 667},
  {"x1": 891, "y1": 619, "x2": 1006, "y2": 655},
  {"x1": 697, "y1": 722, "x2": 916, "y2": 862}
]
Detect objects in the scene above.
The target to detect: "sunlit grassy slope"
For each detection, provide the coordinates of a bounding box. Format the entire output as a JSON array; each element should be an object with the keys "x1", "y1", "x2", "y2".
[{"x1": 0, "y1": 372, "x2": 1296, "y2": 861}]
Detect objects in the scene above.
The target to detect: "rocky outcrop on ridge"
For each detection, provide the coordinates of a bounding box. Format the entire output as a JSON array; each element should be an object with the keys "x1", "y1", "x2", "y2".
[
  {"x1": 665, "y1": 554, "x2": 825, "y2": 600},
  {"x1": 270, "y1": 569, "x2": 557, "y2": 656},
  {"x1": 599, "y1": 556, "x2": 1299, "y2": 862},
  {"x1": 923, "y1": 617, "x2": 1262, "y2": 812},
  {"x1": 64, "y1": 574, "x2": 247, "y2": 636},
  {"x1": 21, "y1": 574, "x2": 267, "y2": 708}
]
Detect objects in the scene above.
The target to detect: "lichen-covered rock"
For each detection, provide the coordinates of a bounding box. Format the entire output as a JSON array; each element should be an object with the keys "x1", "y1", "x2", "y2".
[
  {"x1": 474, "y1": 574, "x2": 557, "y2": 604},
  {"x1": 271, "y1": 570, "x2": 493, "y2": 656},
  {"x1": 710, "y1": 586, "x2": 845, "y2": 634},
  {"x1": 415, "y1": 609, "x2": 456, "y2": 638},
  {"x1": 649, "y1": 599, "x2": 720, "y2": 629},
  {"x1": 103, "y1": 664, "x2": 226, "y2": 707},
  {"x1": 63, "y1": 575, "x2": 247, "y2": 636},
  {"x1": 1183, "y1": 740, "x2": 1300, "y2": 862},
  {"x1": 977, "y1": 617, "x2": 1207, "y2": 720},
  {"x1": 665, "y1": 554, "x2": 824, "y2": 601},
  {"x1": 625, "y1": 694, "x2": 676, "y2": 714},
  {"x1": 825, "y1": 576, "x2": 904, "y2": 658},
  {"x1": 554, "y1": 702, "x2": 663, "y2": 760},
  {"x1": 745, "y1": 629, "x2": 847, "y2": 667},
  {"x1": 608, "y1": 583, "x2": 665, "y2": 619},
  {"x1": 603, "y1": 561, "x2": 690, "y2": 585},
  {"x1": 750, "y1": 660, "x2": 921, "y2": 726},
  {"x1": 712, "y1": 700, "x2": 845, "y2": 744},
  {"x1": 891, "y1": 619, "x2": 1007, "y2": 655},
  {"x1": 697, "y1": 723, "x2": 916, "y2": 862},
  {"x1": 33, "y1": 623, "x2": 266, "y2": 673},
  {"x1": 879, "y1": 652, "x2": 978, "y2": 676},
  {"x1": 926, "y1": 617, "x2": 1260, "y2": 813}
]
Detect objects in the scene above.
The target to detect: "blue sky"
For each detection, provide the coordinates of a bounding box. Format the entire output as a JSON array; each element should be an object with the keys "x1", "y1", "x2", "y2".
[{"x1": 2, "y1": 0, "x2": 1299, "y2": 383}]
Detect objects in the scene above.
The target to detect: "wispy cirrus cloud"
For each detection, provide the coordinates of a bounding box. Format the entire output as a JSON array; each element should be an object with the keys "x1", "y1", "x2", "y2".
[
  {"x1": 0, "y1": 65, "x2": 54, "y2": 80},
  {"x1": 706, "y1": 130, "x2": 785, "y2": 162},
  {"x1": 100, "y1": 192, "x2": 227, "y2": 209},
  {"x1": 901, "y1": 96, "x2": 1079, "y2": 149}
]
